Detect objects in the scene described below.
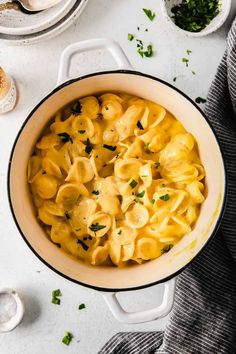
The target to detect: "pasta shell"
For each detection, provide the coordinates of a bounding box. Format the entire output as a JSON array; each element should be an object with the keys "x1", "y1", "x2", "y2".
[
  {"x1": 66, "y1": 157, "x2": 94, "y2": 183},
  {"x1": 125, "y1": 203, "x2": 149, "y2": 228}
]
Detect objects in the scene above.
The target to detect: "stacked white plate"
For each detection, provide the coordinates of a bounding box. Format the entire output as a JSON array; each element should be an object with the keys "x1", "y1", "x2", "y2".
[{"x1": 0, "y1": 0, "x2": 88, "y2": 44}]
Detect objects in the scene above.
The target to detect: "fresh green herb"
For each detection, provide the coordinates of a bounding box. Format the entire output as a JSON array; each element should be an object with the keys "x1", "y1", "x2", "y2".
[
  {"x1": 72, "y1": 101, "x2": 82, "y2": 115},
  {"x1": 58, "y1": 132, "x2": 73, "y2": 143},
  {"x1": 52, "y1": 289, "x2": 61, "y2": 298},
  {"x1": 78, "y1": 130, "x2": 86, "y2": 134},
  {"x1": 52, "y1": 298, "x2": 60, "y2": 305},
  {"x1": 92, "y1": 190, "x2": 99, "y2": 195},
  {"x1": 62, "y1": 332, "x2": 73, "y2": 346},
  {"x1": 143, "y1": 8, "x2": 156, "y2": 21},
  {"x1": 160, "y1": 194, "x2": 170, "y2": 201},
  {"x1": 173, "y1": 77, "x2": 177, "y2": 82},
  {"x1": 192, "y1": 70, "x2": 196, "y2": 75},
  {"x1": 136, "y1": 39, "x2": 143, "y2": 48},
  {"x1": 130, "y1": 179, "x2": 138, "y2": 189},
  {"x1": 51, "y1": 289, "x2": 62, "y2": 305},
  {"x1": 134, "y1": 198, "x2": 144, "y2": 205},
  {"x1": 77, "y1": 239, "x2": 89, "y2": 251},
  {"x1": 182, "y1": 57, "x2": 189, "y2": 67},
  {"x1": 195, "y1": 97, "x2": 207, "y2": 104},
  {"x1": 118, "y1": 229, "x2": 122, "y2": 235},
  {"x1": 151, "y1": 199, "x2": 155, "y2": 205},
  {"x1": 137, "y1": 26, "x2": 140, "y2": 31},
  {"x1": 103, "y1": 144, "x2": 117, "y2": 151},
  {"x1": 128, "y1": 33, "x2": 134, "y2": 41},
  {"x1": 85, "y1": 138, "x2": 93, "y2": 154},
  {"x1": 65, "y1": 211, "x2": 70, "y2": 220},
  {"x1": 136, "y1": 120, "x2": 144, "y2": 130},
  {"x1": 154, "y1": 162, "x2": 160, "y2": 168},
  {"x1": 78, "y1": 303, "x2": 86, "y2": 310},
  {"x1": 137, "y1": 190, "x2": 145, "y2": 198},
  {"x1": 171, "y1": 0, "x2": 220, "y2": 33},
  {"x1": 138, "y1": 44, "x2": 153, "y2": 58},
  {"x1": 145, "y1": 28, "x2": 148, "y2": 32},
  {"x1": 161, "y1": 244, "x2": 174, "y2": 254},
  {"x1": 89, "y1": 223, "x2": 106, "y2": 233},
  {"x1": 186, "y1": 49, "x2": 192, "y2": 55}
]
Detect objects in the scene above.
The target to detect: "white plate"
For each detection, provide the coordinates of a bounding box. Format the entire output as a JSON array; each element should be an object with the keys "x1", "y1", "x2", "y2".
[
  {"x1": 0, "y1": 0, "x2": 88, "y2": 45},
  {"x1": 0, "y1": 0, "x2": 76, "y2": 35}
]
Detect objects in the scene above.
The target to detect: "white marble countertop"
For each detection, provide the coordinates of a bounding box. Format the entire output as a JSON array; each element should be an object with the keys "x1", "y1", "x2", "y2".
[{"x1": 0, "y1": 1, "x2": 236, "y2": 353}]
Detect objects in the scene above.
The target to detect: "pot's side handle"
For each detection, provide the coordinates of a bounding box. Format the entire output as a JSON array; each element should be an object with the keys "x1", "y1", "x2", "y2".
[
  {"x1": 102, "y1": 278, "x2": 176, "y2": 324},
  {"x1": 57, "y1": 38, "x2": 133, "y2": 85}
]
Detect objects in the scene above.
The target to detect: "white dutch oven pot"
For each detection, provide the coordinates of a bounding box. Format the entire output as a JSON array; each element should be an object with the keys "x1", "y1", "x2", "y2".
[{"x1": 8, "y1": 39, "x2": 227, "y2": 324}]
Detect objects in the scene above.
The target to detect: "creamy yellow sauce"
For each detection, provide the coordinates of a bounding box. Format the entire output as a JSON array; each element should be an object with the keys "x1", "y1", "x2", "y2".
[{"x1": 28, "y1": 93, "x2": 206, "y2": 267}]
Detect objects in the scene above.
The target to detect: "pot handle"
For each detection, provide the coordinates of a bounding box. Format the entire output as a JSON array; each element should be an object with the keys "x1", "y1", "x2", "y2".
[
  {"x1": 57, "y1": 38, "x2": 133, "y2": 85},
  {"x1": 102, "y1": 278, "x2": 176, "y2": 324}
]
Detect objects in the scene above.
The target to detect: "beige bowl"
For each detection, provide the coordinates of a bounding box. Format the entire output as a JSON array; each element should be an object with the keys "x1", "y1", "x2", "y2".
[{"x1": 7, "y1": 39, "x2": 227, "y2": 323}]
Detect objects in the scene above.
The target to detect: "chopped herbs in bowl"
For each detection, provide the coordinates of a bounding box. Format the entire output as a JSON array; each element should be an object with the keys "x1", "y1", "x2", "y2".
[{"x1": 160, "y1": 0, "x2": 231, "y2": 37}]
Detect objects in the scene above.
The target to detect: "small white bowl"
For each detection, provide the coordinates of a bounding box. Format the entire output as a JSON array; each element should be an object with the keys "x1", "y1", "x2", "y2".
[
  {"x1": 160, "y1": 0, "x2": 232, "y2": 37},
  {"x1": 0, "y1": 288, "x2": 24, "y2": 333}
]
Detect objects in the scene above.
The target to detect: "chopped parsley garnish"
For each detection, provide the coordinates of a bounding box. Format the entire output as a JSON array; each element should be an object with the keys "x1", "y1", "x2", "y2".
[
  {"x1": 154, "y1": 162, "x2": 160, "y2": 168},
  {"x1": 78, "y1": 130, "x2": 85, "y2": 134},
  {"x1": 161, "y1": 244, "x2": 174, "y2": 254},
  {"x1": 85, "y1": 138, "x2": 93, "y2": 154},
  {"x1": 77, "y1": 239, "x2": 89, "y2": 251},
  {"x1": 192, "y1": 70, "x2": 196, "y2": 75},
  {"x1": 136, "y1": 120, "x2": 144, "y2": 130},
  {"x1": 130, "y1": 179, "x2": 138, "y2": 189},
  {"x1": 89, "y1": 223, "x2": 106, "y2": 233},
  {"x1": 72, "y1": 101, "x2": 82, "y2": 115},
  {"x1": 118, "y1": 229, "x2": 122, "y2": 235},
  {"x1": 150, "y1": 199, "x2": 155, "y2": 205},
  {"x1": 137, "y1": 190, "x2": 145, "y2": 198},
  {"x1": 143, "y1": 8, "x2": 156, "y2": 21},
  {"x1": 65, "y1": 211, "x2": 70, "y2": 220},
  {"x1": 92, "y1": 190, "x2": 99, "y2": 195},
  {"x1": 58, "y1": 132, "x2": 73, "y2": 143},
  {"x1": 103, "y1": 144, "x2": 117, "y2": 151},
  {"x1": 171, "y1": 0, "x2": 220, "y2": 33},
  {"x1": 52, "y1": 289, "x2": 62, "y2": 305},
  {"x1": 128, "y1": 33, "x2": 134, "y2": 41},
  {"x1": 78, "y1": 303, "x2": 86, "y2": 310},
  {"x1": 186, "y1": 49, "x2": 192, "y2": 55},
  {"x1": 195, "y1": 97, "x2": 207, "y2": 104},
  {"x1": 182, "y1": 57, "x2": 189, "y2": 67},
  {"x1": 138, "y1": 44, "x2": 153, "y2": 58},
  {"x1": 173, "y1": 77, "x2": 177, "y2": 82},
  {"x1": 160, "y1": 194, "x2": 170, "y2": 201},
  {"x1": 145, "y1": 28, "x2": 148, "y2": 32},
  {"x1": 62, "y1": 332, "x2": 73, "y2": 346},
  {"x1": 134, "y1": 198, "x2": 144, "y2": 205}
]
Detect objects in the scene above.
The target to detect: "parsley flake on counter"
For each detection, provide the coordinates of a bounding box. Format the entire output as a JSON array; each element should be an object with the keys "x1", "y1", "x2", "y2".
[
  {"x1": 182, "y1": 57, "x2": 189, "y2": 67},
  {"x1": 192, "y1": 70, "x2": 196, "y2": 75},
  {"x1": 128, "y1": 33, "x2": 134, "y2": 41},
  {"x1": 92, "y1": 190, "x2": 99, "y2": 195},
  {"x1": 161, "y1": 244, "x2": 174, "y2": 254},
  {"x1": 186, "y1": 49, "x2": 192, "y2": 55},
  {"x1": 77, "y1": 239, "x2": 89, "y2": 251},
  {"x1": 89, "y1": 223, "x2": 106, "y2": 233},
  {"x1": 195, "y1": 97, "x2": 207, "y2": 104},
  {"x1": 136, "y1": 120, "x2": 144, "y2": 130},
  {"x1": 160, "y1": 194, "x2": 170, "y2": 201},
  {"x1": 143, "y1": 8, "x2": 156, "y2": 21},
  {"x1": 137, "y1": 190, "x2": 145, "y2": 198},
  {"x1": 173, "y1": 77, "x2": 177, "y2": 82},
  {"x1": 85, "y1": 138, "x2": 93, "y2": 154},
  {"x1": 51, "y1": 289, "x2": 62, "y2": 305},
  {"x1": 78, "y1": 303, "x2": 86, "y2": 310},
  {"x1": 62, "y1": 332, "x2": 73, "y2": 346},
  {"x1": 58, "y1": 132, "x2": 73, "y2": 143},
  {"x1": 130, "y1": 179, "x2": 138, "y2": 189},
  {"x1": 103, "y1": 144, "x2": 117, "y2": 151},
  {"x1": 72, "y1": 101, "x2": 82, "y2": 115},
  {"x1": 138, "y1": 44, "x2": 153, "y2": 58}
]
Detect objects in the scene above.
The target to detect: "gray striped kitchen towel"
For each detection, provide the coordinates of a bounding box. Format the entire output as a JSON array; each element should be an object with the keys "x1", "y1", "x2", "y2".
[{"x1": 98, "y1": 18, "x2": 236, "y2": 354}]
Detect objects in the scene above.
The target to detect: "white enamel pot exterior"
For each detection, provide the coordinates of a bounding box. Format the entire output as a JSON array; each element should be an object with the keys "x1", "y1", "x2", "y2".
[{"x1": 8, "y1": 39, "x2": 227, "y2": 324}]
